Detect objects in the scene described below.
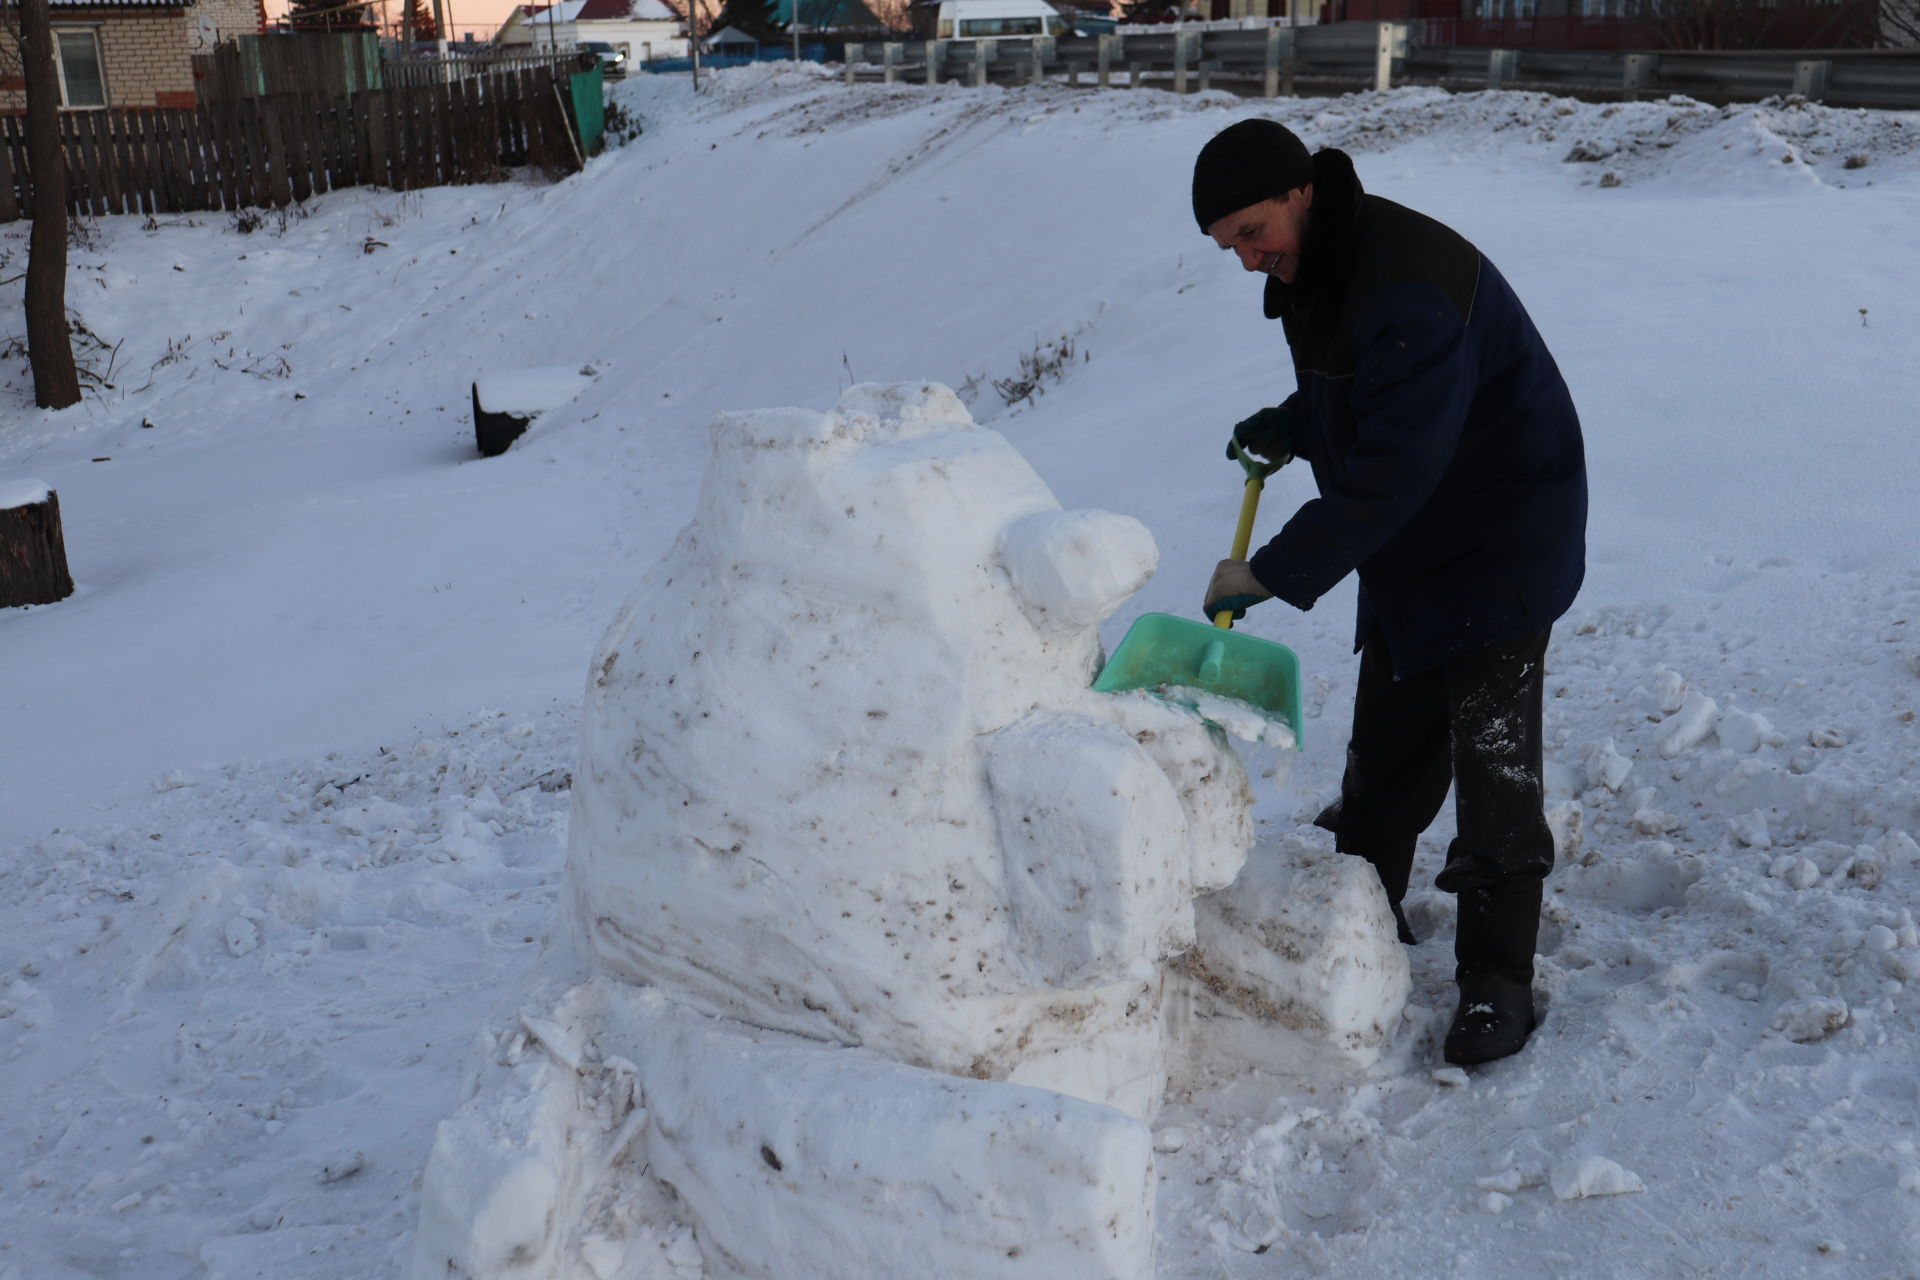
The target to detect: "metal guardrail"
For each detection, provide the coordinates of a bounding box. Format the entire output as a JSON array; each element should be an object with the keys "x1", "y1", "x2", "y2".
[{"x1": 838, "y1": 22, "x2": 1920, "y2": 109}]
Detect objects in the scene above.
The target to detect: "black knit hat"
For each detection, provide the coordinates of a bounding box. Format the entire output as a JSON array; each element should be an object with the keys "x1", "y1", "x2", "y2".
[{"x1": 1191, "y1": 119, "x2": 1314, "y2": 232}]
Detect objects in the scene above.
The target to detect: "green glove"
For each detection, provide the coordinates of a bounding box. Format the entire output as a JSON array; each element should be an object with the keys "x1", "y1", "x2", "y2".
[{"x1": 1225, "y1": 405, "x2": 1300, "y2": 465}]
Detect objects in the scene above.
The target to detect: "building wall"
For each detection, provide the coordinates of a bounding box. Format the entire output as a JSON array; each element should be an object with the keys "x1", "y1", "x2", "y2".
[
  {"x1": 0, "y1": 9, "x2": 196, "y2": 111},
  {"x1": 194, "y1": 0, "x2": 269, "y2": 49}
]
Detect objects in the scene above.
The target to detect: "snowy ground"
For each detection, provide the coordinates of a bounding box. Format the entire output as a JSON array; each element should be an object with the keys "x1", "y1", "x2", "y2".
[{"x1": 3, "y1": 65, "x2": 1919, "y2": 1278}]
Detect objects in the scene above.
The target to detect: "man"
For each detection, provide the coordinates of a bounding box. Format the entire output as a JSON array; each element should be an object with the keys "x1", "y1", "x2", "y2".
[{"x1": 1192, "y1": 119, "x2": 1587, "y2": 1066}]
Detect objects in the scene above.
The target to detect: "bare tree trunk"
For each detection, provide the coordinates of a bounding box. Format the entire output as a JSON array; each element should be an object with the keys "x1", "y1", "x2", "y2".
[
  {"x1": 1884, "y1": 0, "x2": 1920, "y2": 46},
  {"x1": 20, "y1": 0, "x2": 80, "y2": 410}
]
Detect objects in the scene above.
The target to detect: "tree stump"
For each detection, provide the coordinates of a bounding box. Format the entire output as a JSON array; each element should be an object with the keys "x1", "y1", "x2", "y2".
[
  {"x1": 472, "y1": 383, "x2": 532, "y2": 459},
  {"x1": 1, "y1": 483, "x2": 75, "y2": 608}
]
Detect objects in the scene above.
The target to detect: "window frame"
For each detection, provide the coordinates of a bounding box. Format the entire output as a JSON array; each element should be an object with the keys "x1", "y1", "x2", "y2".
[{"x1": 51, "y1": 25, "x2": 108, "y2": 110}]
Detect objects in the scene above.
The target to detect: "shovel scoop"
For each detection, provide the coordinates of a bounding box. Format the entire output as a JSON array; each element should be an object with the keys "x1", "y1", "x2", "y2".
[{"x1": 1092, "y1": 449, "x2": 1304, "y2": 748}]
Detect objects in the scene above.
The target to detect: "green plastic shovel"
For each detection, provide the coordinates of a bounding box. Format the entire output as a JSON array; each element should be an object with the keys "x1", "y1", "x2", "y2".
[{"x1": 1092, "y1": 449, "x2": 1304, "y2": 747}]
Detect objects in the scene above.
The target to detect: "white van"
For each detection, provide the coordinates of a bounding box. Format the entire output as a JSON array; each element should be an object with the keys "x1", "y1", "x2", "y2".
[{"x1": 935, "y1": 0, "x2": 1075, "y2": 39}]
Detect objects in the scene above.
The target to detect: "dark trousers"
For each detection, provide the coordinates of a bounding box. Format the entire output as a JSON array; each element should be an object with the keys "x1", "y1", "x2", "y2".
[{"x1": 1314, "y1": 628, "x2": 1554, "y2": 982}]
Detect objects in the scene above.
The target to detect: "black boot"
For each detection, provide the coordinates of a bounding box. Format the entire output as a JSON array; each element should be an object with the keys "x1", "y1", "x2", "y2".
[
  {"x1": 1389, "y1": 901, "x2": 1417, "y2": 947},
  {"x1": 1444, "y1": 972, "x2": 1536, "y2": 1065},
  {"x1": 1443, "y1": 878, "x2": 1542, "y2": 1066}
]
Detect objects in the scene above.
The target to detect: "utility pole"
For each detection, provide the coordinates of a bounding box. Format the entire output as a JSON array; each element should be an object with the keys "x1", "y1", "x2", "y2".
[
  {"x1": 791, "y1": 0, "x2": 799, "y2": 62},
  {"x1": 688, "y1": 0, "x2": 701, "y2": 88}
]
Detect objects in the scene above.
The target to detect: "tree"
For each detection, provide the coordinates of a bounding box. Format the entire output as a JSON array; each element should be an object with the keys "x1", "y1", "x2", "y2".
[
  {"x1": 286, "y1": 0, "x2": 376, "y2": 32},
  {"x1": 1882, "y1": 0, "x2": 1920, "y2": 44},
  {"x1": 401, "y1": 0, "x2": 440, "y2": 42},
  {"x1": 17, "y1": 0, "x2": 79, "y2": 410},
  {"x1": 714, "y1": 0, "x2": 781, "y2": 39}
]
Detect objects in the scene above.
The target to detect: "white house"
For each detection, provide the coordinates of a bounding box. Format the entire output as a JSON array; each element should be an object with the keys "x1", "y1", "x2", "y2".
[{"x1": 494, "y1": 0, "x2": 689, "y2": 62}]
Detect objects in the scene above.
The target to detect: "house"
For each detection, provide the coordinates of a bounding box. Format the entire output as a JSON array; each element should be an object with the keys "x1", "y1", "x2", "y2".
[
  {"x1": 495, "y1": 0, "x2": 690, "y2": 62},
  {"x1": 191, "y1": 0, "x2": 267, "y2": 50},
  {"x1": 1, "y1": 0, "x2": 194, "y2": 111}
]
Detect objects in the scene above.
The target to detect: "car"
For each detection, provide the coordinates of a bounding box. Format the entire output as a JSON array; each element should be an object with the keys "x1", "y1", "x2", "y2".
[
  {"x1": 580, "y1": 40, "x2": 629, "y2": 76},
  {"x1": 934, "y1": 0, "x2": 1075, "y2": 39}
]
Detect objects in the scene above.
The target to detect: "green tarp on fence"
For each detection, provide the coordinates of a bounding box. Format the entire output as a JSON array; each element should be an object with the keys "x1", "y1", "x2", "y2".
[{"x1": 568, "y1": 63, "x2": 605, "y2": 156}]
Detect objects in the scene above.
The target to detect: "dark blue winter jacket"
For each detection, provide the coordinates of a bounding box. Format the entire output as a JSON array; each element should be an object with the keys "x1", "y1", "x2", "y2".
[{"x1": 1247, "y1": 149, "x2": 1587, "y2": 678}]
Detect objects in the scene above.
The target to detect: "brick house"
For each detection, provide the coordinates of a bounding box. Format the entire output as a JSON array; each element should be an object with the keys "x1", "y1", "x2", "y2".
[{"x1": 0, "y1": 0, "x2": 265, "y2": 112}]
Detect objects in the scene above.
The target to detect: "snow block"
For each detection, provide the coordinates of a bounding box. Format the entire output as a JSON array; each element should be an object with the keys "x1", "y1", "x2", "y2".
[
  {"x1": 985, "y1": 712, "x2": 1194, "y2": 988},
  {"x1": 633, "y1": 1001, "x2": 1156, "y2": 1280},
  {"x1": 1173, "y1": 840, "x2": 1410, "y2": 1068},
  {"x1": 412, "y1": 1055, "x2": 576, "y2": 1277},
  {"x1": 1001, "y1": 508, "x2": 1159, "y2": 632},
  {"x1": 565, "y1": 382, "x2": 1252, "y2": 1119}
]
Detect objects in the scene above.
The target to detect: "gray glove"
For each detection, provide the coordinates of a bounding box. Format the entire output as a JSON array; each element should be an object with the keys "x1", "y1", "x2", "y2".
[
  {"x1": 1226, "y1": 404, "x2": 1300, "y2": 465},
  {"x1": 1203, "y1": 559, "x2": 1272, "y2": 622}
]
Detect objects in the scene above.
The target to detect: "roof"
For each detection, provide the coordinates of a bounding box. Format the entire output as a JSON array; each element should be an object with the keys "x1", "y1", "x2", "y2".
[
  {"x1": 578, "y1": 0, "x2": 681, "y2": 17},
  {"x1": 518, "y1": 0, "x2": 678, "y2": 18}
]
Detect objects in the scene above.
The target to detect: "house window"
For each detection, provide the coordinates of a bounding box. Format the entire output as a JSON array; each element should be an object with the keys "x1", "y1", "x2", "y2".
[{"x1": 53, "y1": 28, "x2": 106, "y2": 108}]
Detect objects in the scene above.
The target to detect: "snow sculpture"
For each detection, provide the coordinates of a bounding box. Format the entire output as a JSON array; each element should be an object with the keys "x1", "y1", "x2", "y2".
[
  {"x1": 566, "y1": 380, "x2": 1251, "y2": 1119},
  {"x1": 413, "y1": 383, "x2": 1409, "y2": 1280}
]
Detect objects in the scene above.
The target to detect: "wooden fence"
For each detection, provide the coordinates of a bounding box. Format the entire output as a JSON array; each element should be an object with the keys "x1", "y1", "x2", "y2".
[
  {"x1": 0, "y1": 67, "x2": 581, "y2": 221},
  {"x1": 193, "y1": 33, "x2": 385, "y2": 104},
  {"x1": 384, "y1": 50, "x2": 585, "y2": 89}
]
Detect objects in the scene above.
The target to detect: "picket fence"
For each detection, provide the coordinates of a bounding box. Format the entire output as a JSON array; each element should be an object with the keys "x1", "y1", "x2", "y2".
[{"x1": 0, "y1": 65, "x2": 581, "y2": 223}]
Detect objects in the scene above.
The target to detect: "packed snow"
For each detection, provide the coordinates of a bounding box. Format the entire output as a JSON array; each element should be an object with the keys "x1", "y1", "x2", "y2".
[{"x1": 2, "y1": 62, "x2": 1919, "y2": 1279}]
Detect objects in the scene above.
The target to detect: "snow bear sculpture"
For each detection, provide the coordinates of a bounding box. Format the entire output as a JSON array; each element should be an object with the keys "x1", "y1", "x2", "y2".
[
  {"x1": 413, "y1": 383, "x2": 1415, "y2": 1280},
  {"x1": 565, "y1": 381, "x2": 1253, "y2": 1121}
]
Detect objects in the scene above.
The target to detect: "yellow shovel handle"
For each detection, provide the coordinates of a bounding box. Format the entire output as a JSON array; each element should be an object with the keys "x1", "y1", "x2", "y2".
[{"x1": 1212, "y1": 474, "x2": 1266, "y2": 630}]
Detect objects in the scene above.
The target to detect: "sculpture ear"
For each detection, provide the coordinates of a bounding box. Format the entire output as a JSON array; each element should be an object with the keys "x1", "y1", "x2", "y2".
[{"x1": 999, "y1": 509, "x2": 1157, "y2": 633}]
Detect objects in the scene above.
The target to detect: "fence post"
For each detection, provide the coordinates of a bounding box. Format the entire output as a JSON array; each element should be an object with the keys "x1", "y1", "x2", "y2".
[
  {"x1": 973, "y1": 39, "x2": 994, "y2": 87},
  {"x1": 1621, "y1": 52, "x2": 1655, "y2": 102},
  {"x1": 1487, "y1": 47, "x2": 1516, "y2": 90},
  {"x1": 1373, "y1": 22, "x2": 1400, "y2": 92},
  {"x1": 1033, "y1": 35, "x2": 1054, "y2": 84},
  {"x1": 1097, "y1": 33, "x2": 1118, "y2": 88},
  {"x1": 1793, "y1": 59, "x2": 1830, "y2": 101},
  {"x1": 1174, "y1": 29, "x2": 1199, "y2": 94},
  {"x1": 845, "y1": 43, "x2": 861, "y2": 85},
  {"x1": 883, "y1": 42, "x2": 900, "y2": 83},
  {"x1": 928, "y1": 39, "x2": 943, "y2": 85},
  {"x1": 1263, "y1": 25, "x2": 1293, "y2": 98}
]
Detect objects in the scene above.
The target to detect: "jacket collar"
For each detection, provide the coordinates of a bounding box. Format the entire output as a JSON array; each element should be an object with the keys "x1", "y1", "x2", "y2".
[{"x1": 1263, "y1": 147, "x2": 1363, "y2": 321}]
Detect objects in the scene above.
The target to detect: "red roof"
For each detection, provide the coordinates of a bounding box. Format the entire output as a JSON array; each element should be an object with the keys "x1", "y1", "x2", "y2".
[{"x1": 522, "y1": 0, "x2": 681, "y2": 16}]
